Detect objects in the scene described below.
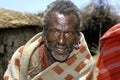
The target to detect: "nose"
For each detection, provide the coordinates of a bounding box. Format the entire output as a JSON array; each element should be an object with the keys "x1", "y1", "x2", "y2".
[{"x1": 57, "y1": 32, "x2": 65, "y2": 45}]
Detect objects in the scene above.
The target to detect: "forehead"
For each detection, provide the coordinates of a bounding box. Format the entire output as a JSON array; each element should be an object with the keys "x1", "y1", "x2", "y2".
[{"x1": 48, "y1": 11, "x2": 77, "y2": 25}]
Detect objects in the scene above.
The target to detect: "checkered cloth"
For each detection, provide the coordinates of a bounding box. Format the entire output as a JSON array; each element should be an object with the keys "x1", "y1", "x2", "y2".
[
  {"x1": 96, "y1": 23, "x2": 120, "y2": 80},
  {"x1": 4, "y1": 32, "x2": 94, "y2": 80}
]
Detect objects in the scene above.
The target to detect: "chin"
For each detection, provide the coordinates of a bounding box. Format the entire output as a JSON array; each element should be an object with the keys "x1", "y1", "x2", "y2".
[
  {"x1": 55, "y1": 57, "x2": 67, "y2": 62},
  {"x1": 54, "y1": 58, "x2": 67, "y2": 62},
  {"x1": 51, "y1": 51, "x2": 70, "y2": 62}
]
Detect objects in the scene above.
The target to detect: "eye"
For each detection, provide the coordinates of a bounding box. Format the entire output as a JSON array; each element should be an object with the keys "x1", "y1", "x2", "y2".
[
  {"x1": 65, "y1": 32, "x2": 73, "y2": 38},
  {"x1": 51, "y1": 29, "x2": 60, "y2": 36}
]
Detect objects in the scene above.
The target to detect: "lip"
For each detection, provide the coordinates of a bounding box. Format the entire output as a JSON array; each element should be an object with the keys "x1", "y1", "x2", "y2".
[{"x1": 55, "y1": 48, "x2": 66, "y2": 55}]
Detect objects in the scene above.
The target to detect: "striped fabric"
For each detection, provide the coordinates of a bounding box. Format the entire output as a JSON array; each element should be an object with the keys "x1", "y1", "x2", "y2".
[
  {"x1": 3, "y1": 32, "x2": 94, "y2": 80},
  {"x1": 96, "y1": 23, "x2": 120, "y2": 80}
]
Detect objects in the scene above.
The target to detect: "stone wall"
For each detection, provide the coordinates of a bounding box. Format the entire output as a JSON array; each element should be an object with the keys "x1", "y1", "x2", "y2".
[{"x1": 0, "y1": 26, "x2": 42, "y2": 79}]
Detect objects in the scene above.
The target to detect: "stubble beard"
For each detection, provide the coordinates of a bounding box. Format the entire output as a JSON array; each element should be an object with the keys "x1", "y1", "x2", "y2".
[{"x1": 43, "y1": 38, "x2": 75, "y2": 62}]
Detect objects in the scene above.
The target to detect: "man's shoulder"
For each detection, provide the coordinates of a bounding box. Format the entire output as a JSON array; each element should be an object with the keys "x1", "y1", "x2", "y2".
[{"x1": 25, "y1": 32, "x2": 43, "y2": 45}]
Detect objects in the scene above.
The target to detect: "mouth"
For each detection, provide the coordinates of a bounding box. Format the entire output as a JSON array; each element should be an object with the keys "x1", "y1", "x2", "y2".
[{"x1": 55, "y1": 47, "x2": 66, "y2": 55}]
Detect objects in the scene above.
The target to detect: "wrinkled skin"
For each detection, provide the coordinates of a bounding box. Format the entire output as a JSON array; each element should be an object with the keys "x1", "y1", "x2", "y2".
[{"x1": 43, "y1": 11, "x2": 79, "y2": 63}]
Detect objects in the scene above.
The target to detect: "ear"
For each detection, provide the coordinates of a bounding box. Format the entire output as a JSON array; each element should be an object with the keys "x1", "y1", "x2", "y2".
[
  {"x1": 42, "y1": 30, "x2": 45, "y2": 39},
  {"x1": 76, "y1": 34, "x2": 81, "y2": 44},
  {"x1": 42, "y1": 30, "x2": 46, "y2": 36}
]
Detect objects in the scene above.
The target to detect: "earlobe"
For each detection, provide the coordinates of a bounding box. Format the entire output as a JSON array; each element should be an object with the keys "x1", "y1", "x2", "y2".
[
  {"x1": 74, "y1": 35, "x2": 81, "y2": 50},
  {"x1": 42, "y1": 30, "x2": 46, "y2": 36}
]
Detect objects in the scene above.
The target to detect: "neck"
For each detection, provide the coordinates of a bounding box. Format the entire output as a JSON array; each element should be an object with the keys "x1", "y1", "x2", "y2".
[{"x1": 46, "y1": 49, "x2": 56, "y2": 65}]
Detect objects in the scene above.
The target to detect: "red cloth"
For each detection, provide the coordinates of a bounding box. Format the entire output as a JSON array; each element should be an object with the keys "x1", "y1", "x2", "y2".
[
  {"x1": 96, "y1": 23, "x2": 120, "y2": 80},
  {"x1": 39, "y1": 44, "x2": 49, "y2": 71}
]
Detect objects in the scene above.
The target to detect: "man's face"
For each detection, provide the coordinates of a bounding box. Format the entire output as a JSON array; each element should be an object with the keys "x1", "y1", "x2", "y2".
[{"x1": 44, "y1": 11, "x2": 79, "y2": 62}]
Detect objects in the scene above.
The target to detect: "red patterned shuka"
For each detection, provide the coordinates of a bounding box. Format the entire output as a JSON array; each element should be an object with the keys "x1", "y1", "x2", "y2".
[{"x1": 96, "y1": 23, "x2": 120, "y2": 80}]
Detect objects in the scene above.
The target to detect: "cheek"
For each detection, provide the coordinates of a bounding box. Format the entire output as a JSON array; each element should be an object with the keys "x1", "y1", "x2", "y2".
[{"x1": 66, "y1": 36, "x2": 76, "y2": 45}]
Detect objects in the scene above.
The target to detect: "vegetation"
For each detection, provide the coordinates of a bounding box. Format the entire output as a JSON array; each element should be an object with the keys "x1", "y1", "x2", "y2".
[{"x1": 80, "y1": 0, "x2": 120, "y2": 56}]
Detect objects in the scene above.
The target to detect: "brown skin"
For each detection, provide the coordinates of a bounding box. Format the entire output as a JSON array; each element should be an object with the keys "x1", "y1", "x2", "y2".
[{"x1": 43, "y1": 11, "x2": 79, "y2": 64}]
